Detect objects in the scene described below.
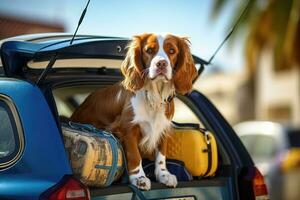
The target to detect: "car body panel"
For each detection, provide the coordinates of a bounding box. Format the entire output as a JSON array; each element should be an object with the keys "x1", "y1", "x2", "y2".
[
  {"x1": 0, "y1": 78, "x2": 72, "y2": 199},
  {"x1": 92, "y1": 186, "x2": 230, "y2": 200},
  {"x1": 90, "y1": 179, "x2": 232, "y2": 200}
]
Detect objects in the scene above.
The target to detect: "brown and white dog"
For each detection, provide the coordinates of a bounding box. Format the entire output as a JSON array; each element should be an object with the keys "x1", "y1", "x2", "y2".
[{"x1": 71, "y1": 33, "x2": 197, "y2": 190}]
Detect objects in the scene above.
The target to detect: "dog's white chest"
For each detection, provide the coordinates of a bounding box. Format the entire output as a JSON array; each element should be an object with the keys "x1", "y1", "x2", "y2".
[{"x1": 131, "y1": 91, "x2": 171, "y2": 151}]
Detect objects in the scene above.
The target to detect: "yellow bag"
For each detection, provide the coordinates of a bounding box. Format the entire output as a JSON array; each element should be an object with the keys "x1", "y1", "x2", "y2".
[
  {"x1": 167, "y1": 125, "x2": 218, "y2": 177},
  {"x1": 62, "y1": 122, "x2": 124, "y2": 187}
]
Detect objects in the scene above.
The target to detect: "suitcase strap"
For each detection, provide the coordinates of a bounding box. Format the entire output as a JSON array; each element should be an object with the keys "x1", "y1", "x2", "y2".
[
  {"x1": 105, "y1": 136, "x2": 119, "y2": 186},
  {"x1": 201, "y1": 129, "x2": 213, "y2": 177},
  {"x1": 100, "y1": 135, "x2": 128, "y2": 186},
  {"x1": 68, "y1": 121, "x2": 112, "y2": 136},
  {"x1": 128, "y1": 185, "x2": 148, "y2": 200}
]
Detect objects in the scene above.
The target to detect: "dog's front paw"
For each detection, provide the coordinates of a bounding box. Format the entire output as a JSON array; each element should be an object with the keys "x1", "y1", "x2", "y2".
[
  {"x1": 130, "y1": 175, "x2": 151, "y2": 191},
  {"x1": 156, "y1": 171, "x2": 178, "y2": 188}
]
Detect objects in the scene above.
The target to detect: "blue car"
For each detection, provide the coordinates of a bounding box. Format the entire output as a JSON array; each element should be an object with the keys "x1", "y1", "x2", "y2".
[{"x1": 0, "y1": 33, "x2": 268, "y2": 200}]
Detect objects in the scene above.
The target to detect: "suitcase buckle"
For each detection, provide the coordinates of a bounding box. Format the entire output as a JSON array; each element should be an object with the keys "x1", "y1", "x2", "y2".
[{"x1": 204, "y1": 131, "x2": 211, "y2": 145}]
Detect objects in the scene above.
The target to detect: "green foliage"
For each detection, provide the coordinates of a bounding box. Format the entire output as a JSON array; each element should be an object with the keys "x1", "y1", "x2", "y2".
[{"x1": 212, "y1": 0, "x2": 300, "y2": 72}]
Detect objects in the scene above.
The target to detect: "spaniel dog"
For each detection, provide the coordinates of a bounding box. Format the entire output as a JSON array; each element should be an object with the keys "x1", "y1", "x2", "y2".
[{"x1": 71, "y1": 33, "x2": 197, "y2": 190}]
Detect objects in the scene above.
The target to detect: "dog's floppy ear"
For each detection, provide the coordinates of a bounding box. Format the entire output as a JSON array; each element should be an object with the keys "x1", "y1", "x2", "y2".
[
  {"x1": 173, "y1": 37, "x2": 197, "y2": 94},
  {"x1": 121, "y1": 35, "x2": 145, "y2": 92}
]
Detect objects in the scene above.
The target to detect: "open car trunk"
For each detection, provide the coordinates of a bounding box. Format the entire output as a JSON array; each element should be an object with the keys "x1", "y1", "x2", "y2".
[{"x1": 50, "y1": 75, "x2": 236, "y2": 200}]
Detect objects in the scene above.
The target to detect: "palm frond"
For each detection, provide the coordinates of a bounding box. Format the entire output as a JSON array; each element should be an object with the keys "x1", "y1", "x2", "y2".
[
  {"x1": 212, "y1": 0, "x2": 300, "y2": 72},
  {"x1": 210, "y1": 0, "x2": 227, "y2": 19}
]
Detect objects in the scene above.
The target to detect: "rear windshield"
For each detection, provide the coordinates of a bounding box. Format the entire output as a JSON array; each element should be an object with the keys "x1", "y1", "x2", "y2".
[
  {"x1": 239, "y1": 134, "x2": 277, "y2": 160},
  {"x1": 287, "y1": 129, "x2": 300, "y2": 147}
]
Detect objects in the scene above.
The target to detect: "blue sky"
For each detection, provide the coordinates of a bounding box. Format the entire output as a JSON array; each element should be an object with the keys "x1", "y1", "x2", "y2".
[{"x1": 0, "y1": 0, "x2": 245, "y2": 73}]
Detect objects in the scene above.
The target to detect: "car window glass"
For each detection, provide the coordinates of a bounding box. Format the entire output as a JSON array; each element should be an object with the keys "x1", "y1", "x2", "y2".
[
  {"x1": 239, "y1": 135, "x2": 256, "y2": 155},
  {"x1": 53, "y1": 85, "x2": 102, "y2": 118},
  {"x1": 173, "y1": 98, "x2": 202, "y2": 125},
  {"x1": 0, "y1": 101, "x2": 16, "y2": 159},
  {"x1": 53, "y1": 86, "x2": 202, "y2": 125},
  {"x1": 240, "y1": 134, "x2": 277, "y2": 160},
  {"x1": 253, "y1": 135, "x2": 276, "y2": 158}
]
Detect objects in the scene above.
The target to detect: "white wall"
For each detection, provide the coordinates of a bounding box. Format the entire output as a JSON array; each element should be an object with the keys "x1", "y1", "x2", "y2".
[{"x1": 256, "y1": 49, "x2": 300, "y2": 124}]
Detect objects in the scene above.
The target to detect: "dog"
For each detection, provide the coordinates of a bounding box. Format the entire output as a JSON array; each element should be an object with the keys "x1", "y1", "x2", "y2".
[{"x1": 71, "y1": 33, "x2": 197, "y2": 190}]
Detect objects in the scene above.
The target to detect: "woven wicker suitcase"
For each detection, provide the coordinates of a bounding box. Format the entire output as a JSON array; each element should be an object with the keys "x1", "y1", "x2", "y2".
[
  {"x1": 62, "y1": 122, "x2": 124, "y2": 187},
  {"x1": 167, "y1": 123, "x2": 218, "y2": 177}
]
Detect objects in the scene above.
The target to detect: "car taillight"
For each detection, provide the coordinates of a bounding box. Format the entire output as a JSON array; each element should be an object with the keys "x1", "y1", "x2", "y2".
[
  {"x1": 40, "y1": 175, "x2": 90, "y2": 200},
  {"x1": 252, "y1": 168, "x2": 269, "y2": 200}
]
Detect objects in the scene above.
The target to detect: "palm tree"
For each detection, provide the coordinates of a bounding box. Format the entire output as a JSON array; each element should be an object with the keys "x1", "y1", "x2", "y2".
[
  {"x1": 212, "y1": 0, "x2": 300, "y2": 74},
  {"x1": 211, "y1": 0, "x2": 300, "y2": 122}
]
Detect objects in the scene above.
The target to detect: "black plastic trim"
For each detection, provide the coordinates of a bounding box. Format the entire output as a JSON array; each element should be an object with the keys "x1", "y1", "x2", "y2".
[
  {"x1": 0, "y1": 94, "x2": 25, "y2": 170},
  {"x1": 90, "y1": 179, "x2": 227, "y2": 197}
]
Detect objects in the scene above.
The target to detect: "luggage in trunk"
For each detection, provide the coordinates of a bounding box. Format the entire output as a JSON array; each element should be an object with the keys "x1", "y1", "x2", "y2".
[
  {"x1": 62, "y1": 122, "x2": 124, "y2": 187},
  {"x1": 167, "y1": 123, "x2": 218, "y2": 177}
]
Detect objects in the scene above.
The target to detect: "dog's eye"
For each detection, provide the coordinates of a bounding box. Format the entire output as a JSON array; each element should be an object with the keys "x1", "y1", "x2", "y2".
[
  {"x1": 146, "y1": 48, "x2": 153, "y2": 54},
  {"x1": 169, "y1": 48, "x2": 175, "y2": 54}
]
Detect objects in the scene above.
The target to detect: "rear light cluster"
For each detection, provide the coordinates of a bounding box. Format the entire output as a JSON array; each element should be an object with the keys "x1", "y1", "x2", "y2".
[
  {"x1": 252, "y1": 168, "x2": 269, "y2": 200},
  {"x1": 40, "y1": 176, "x2": 90, "y2": 200},
  {"x1": 238, "y1": 167, "x2": 270, "y2": 200}
]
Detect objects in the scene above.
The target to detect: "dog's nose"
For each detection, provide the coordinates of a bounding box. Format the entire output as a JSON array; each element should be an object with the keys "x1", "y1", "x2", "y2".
[{"x1": 156, "y1": 60, "x2": 168, "y2": 69}]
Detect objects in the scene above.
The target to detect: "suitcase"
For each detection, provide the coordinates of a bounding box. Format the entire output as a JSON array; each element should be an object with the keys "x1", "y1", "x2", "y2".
[
  {"x1": 167, "y1": 123, "x2": 218, "y2": 177},
  {"x1": 62, "y1": 122, "x2": 124, "y2": 187}
]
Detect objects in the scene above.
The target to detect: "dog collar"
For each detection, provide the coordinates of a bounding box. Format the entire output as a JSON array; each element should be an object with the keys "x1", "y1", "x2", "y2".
[{"x1": 164, "y1": 94, "x2": 175, "y2": 104}]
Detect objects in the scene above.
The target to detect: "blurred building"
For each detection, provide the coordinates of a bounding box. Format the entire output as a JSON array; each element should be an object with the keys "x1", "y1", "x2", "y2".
[
  {"x1": 0, "y1": 14, "x2": 64, "y2": 39},
  {"x1": 255, "y1": 50, "x2": 300, "y2": 125},
  {"x1": 195, "y1": 52, "x2": 300, "y2": 126},
  {"x1": 194, "y1": 70, "x2": 248, "y2": 124}
]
